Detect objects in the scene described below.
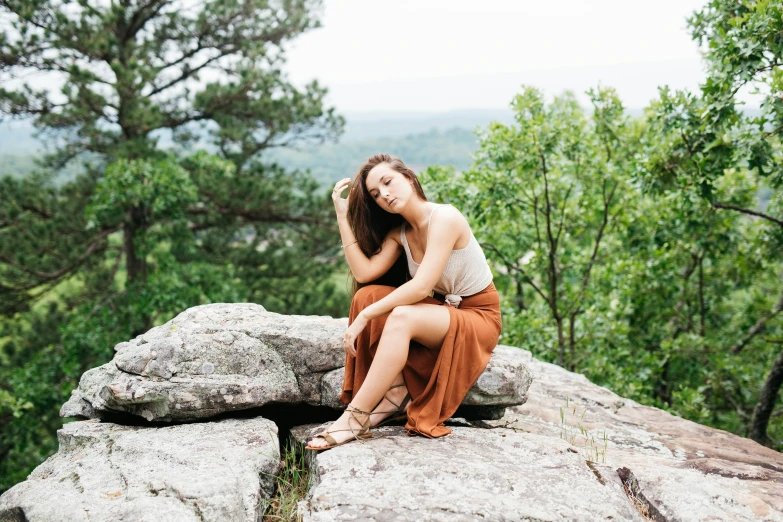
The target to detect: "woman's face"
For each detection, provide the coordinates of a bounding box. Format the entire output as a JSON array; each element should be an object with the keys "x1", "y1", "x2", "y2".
[{"x1": 364, "y1": 163, "x2": 415, "y2": 213}]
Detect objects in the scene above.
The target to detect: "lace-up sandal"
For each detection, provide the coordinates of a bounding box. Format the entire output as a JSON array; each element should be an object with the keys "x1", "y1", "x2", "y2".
[
  {"x1": 373, "y1": 383, "x2": 412, "y2": 428},
  {"x1": 305, "y1": 405, "x2": 374, "y2": 452}
]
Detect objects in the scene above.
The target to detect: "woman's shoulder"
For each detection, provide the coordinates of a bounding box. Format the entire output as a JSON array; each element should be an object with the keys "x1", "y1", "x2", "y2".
[
  {"x1": 431, "y1": 204, "x2": 472, "y2": 248},
  {"x1": 436, "y1": 203, "x2": 465, "y2": 218},
  {"x1": 433, "y1": 203, "x2": 470, "y2": 229}
]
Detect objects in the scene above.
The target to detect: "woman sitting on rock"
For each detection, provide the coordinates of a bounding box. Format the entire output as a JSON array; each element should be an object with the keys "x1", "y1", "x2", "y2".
[{"x1": 306, "y1": 154, "x2": 502, "y2": 450}]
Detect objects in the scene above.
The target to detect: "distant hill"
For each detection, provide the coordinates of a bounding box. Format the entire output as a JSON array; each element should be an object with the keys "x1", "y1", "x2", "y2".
[
  {"x1": 5, "y1": 107, "x2": 720, "y2": 186},
  {"x1": 0, "y1": 126, "x2": 479, "y2": 186},
  {"x1": 338, "y1": 109, "x2": 516, "y2": 141},
  {"x1": 1, "y1": 110, "x2": 515, "y2": 185},
  {"x1": 265, "y1": 127, "x2": 478, "y2": 185},
  {"x1": 0, "y1": 109, "x2": 514, "y2": 153},
  {"x1": 0, "y1": 120, "x2": 41, "y2": 155}
]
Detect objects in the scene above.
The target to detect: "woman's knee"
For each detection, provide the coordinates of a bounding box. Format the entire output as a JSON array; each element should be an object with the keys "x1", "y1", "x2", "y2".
[{"x1": 385, "y1": 305, "x2": 414, "y2": 332}]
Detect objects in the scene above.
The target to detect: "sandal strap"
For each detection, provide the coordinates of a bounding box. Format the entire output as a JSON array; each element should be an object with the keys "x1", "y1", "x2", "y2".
[
  {"x1": 374, "y1": 391, "x2": 411, "y2": 415},
  {"x1": 345, "y1": 404, "x2": 372, "y2": 442},
  {"x1": 346, "y1": 404, "x2": 371, "y2": 416},
  {"x1": 399, "y1": 392, "x2": 411, "y2": 411},
  {"x1": 311, "y1": 432, "x2": 338, "y2": 445},
  {"x1": 375, "y1": 383, "x2": 406, "y2": 410},
  {"x1": 309, "y1": 405, "x2": 372, "y2": 447}
]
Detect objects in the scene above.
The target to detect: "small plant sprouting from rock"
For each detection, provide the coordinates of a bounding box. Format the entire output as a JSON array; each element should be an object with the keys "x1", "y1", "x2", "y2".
[
  {"x1": 261, "y1": 438, "x2": 310, "y2": 522},
  {"x1": 559, "y1": 397, "x2": 608, "y2": 464}
]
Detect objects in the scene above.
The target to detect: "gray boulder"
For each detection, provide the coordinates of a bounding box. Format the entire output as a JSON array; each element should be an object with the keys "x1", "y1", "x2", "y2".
[
  {"x1": 61, "y1": 304, "x2": 531, "y2": 422},
  {"x1": 497, "y1": 349, "x2": 783, "y2": 521},
  {"x1": 0, "y1": 417, "x2": 279, "y2": 522},
  {"x1": 292, "y1": 424, "x2": 644, "y2": 521},
  {"x1": 293, "y1": 347, "x2": 783, "y2": 521}
]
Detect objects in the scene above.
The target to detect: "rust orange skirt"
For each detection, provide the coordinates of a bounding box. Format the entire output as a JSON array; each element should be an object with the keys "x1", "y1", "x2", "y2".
[{"x1": 340, "y1": 282, "x2": 502, "y2": 438}]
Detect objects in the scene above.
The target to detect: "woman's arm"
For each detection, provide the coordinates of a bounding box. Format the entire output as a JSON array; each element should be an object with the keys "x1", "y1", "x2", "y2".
[
  {"x1": 359, "y1": 206, "x2": 464, "y2": 321},
  {"x1": 333, "y1": 177, "x2": 401, "y2": 283},
  {"x1": 338, "y1": 217, "x2": 401, "y2": 283}
]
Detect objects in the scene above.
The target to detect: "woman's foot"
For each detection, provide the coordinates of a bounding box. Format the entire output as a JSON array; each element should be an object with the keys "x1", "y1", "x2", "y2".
[
  {"x1": 306, "y1": 405, "x2": 371, "y2": 449},
  {"x1": 369, "y1": 382, "x2": 410, "y2": 427}
]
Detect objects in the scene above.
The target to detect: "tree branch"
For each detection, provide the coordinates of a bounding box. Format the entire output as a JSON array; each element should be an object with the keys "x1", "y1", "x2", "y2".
[
  {"x1": 568, "y1": 179, "x2": 617, "y2": 316},
  {"x1": 0, "y1": 227, "x2": 117, "y2": 282},
  {"x1": 751, "y1": 346, "x2": 783, "y2": 445},
  {"x1": 126, "y1": 0, "x2": 174, "y2": 41},
  {"x1": 712, "y1": 202, "x2": 783, "y2": 228},
  {"x1": 482, "y1": 242, "x2": 551, "y2": 306},
  {"x1": 554, "y1": 182, "x2": 574, "y2": 246},
  {"x1": 730, "y1": 287, "x2": 783, "y2": 353}
]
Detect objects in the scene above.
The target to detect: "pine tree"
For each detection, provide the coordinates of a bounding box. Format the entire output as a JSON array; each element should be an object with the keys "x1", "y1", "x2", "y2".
[{"x1": 0, "y1": 0, "x2": 348, "y2": 490}]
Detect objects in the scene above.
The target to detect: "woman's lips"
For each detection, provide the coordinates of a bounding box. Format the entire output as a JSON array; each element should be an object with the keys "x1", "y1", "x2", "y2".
[{"x1": 389, "y1": 198, "x2": 397, "y2": 206}]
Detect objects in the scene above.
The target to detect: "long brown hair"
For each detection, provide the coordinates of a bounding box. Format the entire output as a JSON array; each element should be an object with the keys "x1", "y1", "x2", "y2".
[{"x1": 347, "y1": 154, "x2": 428, "y2": 296}]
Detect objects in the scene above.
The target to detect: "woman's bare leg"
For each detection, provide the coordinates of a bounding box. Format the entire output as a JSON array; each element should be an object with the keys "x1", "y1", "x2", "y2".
[
  {"x1": 368, "y1": 371, "x2": 407, "y2": 427},
  {"x1": 307, "y1": 303, "x2": 450, "y2": 448}
]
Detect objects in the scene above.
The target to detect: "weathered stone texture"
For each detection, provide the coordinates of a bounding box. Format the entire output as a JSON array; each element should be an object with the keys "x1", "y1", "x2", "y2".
[
  {"x1": 293, "y1": 347, "x2": 783, "y2": 522},
  {"x1": 0, "y1": 417, "x2": 279, "y2": 522},
  {"x1": 62, "y1": 304, "x2": 530, "y2": 422}
]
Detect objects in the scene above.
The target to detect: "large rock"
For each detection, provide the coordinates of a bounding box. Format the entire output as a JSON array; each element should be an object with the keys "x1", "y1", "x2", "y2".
[
  {"x1": 292, "y1": 424, "x2": 644, "y2": 521},
  {"x1": 496, "y1": 349, "x2": 783, "y2": 521},
  {"x1": 61, "y1": 304, "x2": 531, "y2": 422},
  {"x1": 0, "y1": 417, "x2": 279, "y2": 522},
  {"x1": 292, "y1": 347, "x2": 783, "y2": 521}
]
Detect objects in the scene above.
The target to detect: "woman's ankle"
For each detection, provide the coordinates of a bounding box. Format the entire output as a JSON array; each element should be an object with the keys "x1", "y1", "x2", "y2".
[{"x1": 346, "y1": 404, "x2": 372, "y2": 421}]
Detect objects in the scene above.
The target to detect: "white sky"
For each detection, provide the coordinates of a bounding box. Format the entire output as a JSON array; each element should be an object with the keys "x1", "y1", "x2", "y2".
[{"x1": 284, "y1": 0, "x2": 710, "y2": 113}]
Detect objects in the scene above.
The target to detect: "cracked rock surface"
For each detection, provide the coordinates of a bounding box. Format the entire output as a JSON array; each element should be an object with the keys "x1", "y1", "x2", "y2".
[
  {"x1": 0, "y1": 417, "x2": 279, "y2": 522},
  {"x1": 61, "y1": 304, "x2": 531, "y2": 422},
  {"x1": 293, "y1": 347, "x2": 783, "y2": 522},
  {"x1": 292, "y1": 424, "x2": 643, "y2": 521},
  {"x1": 480, "y1": 348, "x2": 783, "y2": 521}
]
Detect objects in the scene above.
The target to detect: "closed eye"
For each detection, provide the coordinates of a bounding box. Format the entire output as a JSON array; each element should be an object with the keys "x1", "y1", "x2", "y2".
[{"x1": 372, "y1": 180, "x2": 391, "y2": 198}]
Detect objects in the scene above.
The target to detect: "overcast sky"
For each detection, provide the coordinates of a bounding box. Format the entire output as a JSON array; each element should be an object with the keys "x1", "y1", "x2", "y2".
[{"x1": 284, "y1": 0, "x2": 710, "y2": 114}]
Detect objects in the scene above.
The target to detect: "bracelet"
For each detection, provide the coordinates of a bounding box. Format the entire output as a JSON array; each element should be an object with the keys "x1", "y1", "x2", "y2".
[{"x1": 341, "y1": 240, "x2": 358, "y2": 249}]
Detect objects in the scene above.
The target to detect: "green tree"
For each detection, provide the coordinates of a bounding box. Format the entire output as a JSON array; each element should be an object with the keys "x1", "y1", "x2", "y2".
[
  {"x1": 637, "y1": 0, "x2": 783, "y2": 445},
  {"x1": 422, "y1": 81, "x2": 782, "y2": 450},
  {"x1": 0, "y1": 0, "x2": 348, "y2": 491},
  {"x1": 0, "y1": 0, "x2": 342, "y2": 293},
  {"x1": 424, "y1": 86, "x2": 636, "y2": 371}
]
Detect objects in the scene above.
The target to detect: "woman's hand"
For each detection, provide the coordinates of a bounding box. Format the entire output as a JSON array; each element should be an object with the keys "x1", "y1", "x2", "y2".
[
  {"x1": 343, "y1": 312, "x2": 368, "y2": 357},
  {"x1": 332, "y1": 178, "x2": 351, "y2": 220}
]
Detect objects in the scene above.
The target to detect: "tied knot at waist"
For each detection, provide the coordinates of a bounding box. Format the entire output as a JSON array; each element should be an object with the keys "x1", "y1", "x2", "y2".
[{"x1": 434, "y1": 292, "x2": 462, "y2": 308}]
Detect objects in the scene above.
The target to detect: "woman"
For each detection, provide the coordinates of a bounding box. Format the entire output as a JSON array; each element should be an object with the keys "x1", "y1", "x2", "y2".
[{"x1": 306, "y1": 154, "x2": 502, "y2": 451}]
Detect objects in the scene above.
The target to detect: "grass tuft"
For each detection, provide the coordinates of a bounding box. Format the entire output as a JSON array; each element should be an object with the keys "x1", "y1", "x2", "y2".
[
  {"x1": 261, "y1": 438, "x2": 311, "y2": 522},
  {"x1": 559, "y1": 396, "x2": 609, "y2": 463}
]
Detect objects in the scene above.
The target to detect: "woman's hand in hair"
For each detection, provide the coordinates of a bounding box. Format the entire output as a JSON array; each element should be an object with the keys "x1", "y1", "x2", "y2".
[
  {"x1": 332, "y1": 178, "x2": 351, "y2": 221},
  {"x1": 343, "y1": 312, "x2": 368, "y2": 357}
]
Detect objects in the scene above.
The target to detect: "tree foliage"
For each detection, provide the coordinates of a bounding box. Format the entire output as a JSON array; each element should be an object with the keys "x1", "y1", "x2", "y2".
[
  {"x1": 0, "y1": 0, "x2": 349, "y2": 492},
  {"x1": 643, "y1": 0, "x2": 783, "y2": 445},
  {"x1": 421, "y1": 77, "x2": 783, "y2": 451}
]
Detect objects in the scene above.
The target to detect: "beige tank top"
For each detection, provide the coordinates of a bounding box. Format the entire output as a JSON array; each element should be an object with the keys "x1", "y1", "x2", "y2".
[{"x1": 400, "y1": 204, "x2": 493, "y2": 308}]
